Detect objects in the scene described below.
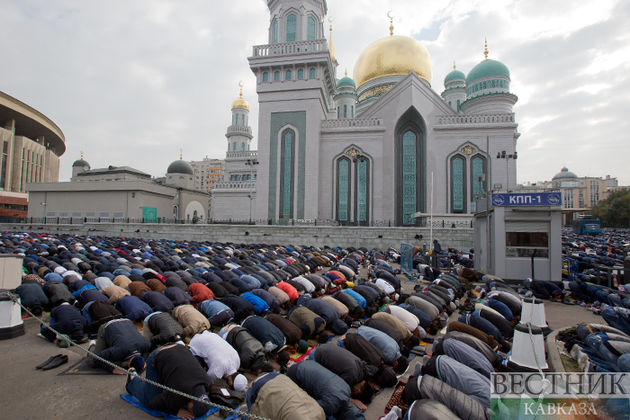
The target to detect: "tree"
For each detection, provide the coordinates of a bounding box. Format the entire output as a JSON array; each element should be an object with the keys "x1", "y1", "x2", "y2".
[{"x1": 592, "y1": 189, "x2": 630, "y2": 228}]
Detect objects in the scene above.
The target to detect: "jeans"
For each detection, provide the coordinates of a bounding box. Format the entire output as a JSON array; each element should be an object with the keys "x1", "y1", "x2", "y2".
[
  {"x1": 601, "y1": 308, "x2": 630, "y2": 336},
  {"x1": 126, "y1": 349, "x2": 161, "y2": 407}
]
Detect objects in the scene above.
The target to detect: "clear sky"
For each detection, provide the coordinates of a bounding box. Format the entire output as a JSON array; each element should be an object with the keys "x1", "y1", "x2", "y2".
[{"x1": 1, "y1": 0, "x2": 628, "y2": 184}]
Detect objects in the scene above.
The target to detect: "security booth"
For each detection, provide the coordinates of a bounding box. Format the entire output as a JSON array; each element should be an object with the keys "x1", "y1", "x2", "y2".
[
  {"x1": 0, "y1": 254, "x2": 25, "y2": 339},
  {"x1": 474, "y1": 192, "x2": 562, "y2": 282}
]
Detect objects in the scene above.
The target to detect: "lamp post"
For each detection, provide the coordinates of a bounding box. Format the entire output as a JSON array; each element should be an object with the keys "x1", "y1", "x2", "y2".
[
  {"x1": 245, "y1": 158, "x2": 259, "y2": 224},
  {"x1": 496, "y1": 150, "x2": 518, "y2": 192}
]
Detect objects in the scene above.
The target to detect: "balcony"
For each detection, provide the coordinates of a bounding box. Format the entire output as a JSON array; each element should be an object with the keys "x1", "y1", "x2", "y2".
[
  {"x1": 213, "y1": 180, "x2": 256, "y2": 190},
  {"x1": 251, "y1": 39, "x2": 328, "y2": 58},
  {"x1": 435, "y1": 113, "x2": 515, "y2": 127},
  {"x1": 225, "y1": 150, "x2": 258, "y2": 160},
  {"x1": 226, "y1": 125, "x2": 253, "y2": 138}
]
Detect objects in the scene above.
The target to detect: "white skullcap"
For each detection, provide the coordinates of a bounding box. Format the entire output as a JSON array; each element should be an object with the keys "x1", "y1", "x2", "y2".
[{"x1": 233, "y1": 374, "x2": 248, "y2": 392}]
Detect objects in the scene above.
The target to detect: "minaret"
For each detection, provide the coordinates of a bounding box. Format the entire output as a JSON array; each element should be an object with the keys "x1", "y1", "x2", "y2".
[
  {"x1": 226, "y1": 81, "x2": 253, "y2": 154},
  {"x1": 249, "y1": 0, "x2": 335, "y2": 223},
  {"x1": 441, "y1": 62, "x2": 466, "y2": 113}
]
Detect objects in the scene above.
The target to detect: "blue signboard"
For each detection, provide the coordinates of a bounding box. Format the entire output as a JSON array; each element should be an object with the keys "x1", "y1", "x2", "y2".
[
  {"x1": 491, "y1": 192, "x2": 562, "y2": 207},
  {"x1": 400, "y1": 242, "x2": 414, "y2": 276}
]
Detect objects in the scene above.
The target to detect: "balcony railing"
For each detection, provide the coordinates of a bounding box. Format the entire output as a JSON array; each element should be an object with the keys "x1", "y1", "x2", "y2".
[
  {"x1": 321, "y1": 118, "x2": 384, "y2": 130},
  {"x1": 213, "y1": 180, "x2": 256, "y2": 190},
  {"x1": 436, "y1": 113, "x2": 515, "y2": 126},
  {"x1": 225, "y1": 150, "x2": 258, "y2": 159},
  {"x1": 226, "y1": 125, "x2": 253, "y2": 137},
  {"x1": 251, "y1": 39, "x2": 328, "y2": 58}
]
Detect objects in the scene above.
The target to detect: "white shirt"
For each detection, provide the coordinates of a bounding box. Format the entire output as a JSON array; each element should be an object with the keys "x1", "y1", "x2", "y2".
[
  {"x1": 189, "y1": 330, "x2": 240, "y2": 382},
  {"x1": 388, "y1": 305, "x2": 420, "y2": 332},
  {"x1": 375, "y1": 278, "x2": 395, "y2": 295}
]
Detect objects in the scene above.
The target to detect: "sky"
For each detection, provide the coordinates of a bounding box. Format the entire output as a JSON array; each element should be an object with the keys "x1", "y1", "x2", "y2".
[{"x1": 1, "y1": 0, "x2": 629, "y2": 185}]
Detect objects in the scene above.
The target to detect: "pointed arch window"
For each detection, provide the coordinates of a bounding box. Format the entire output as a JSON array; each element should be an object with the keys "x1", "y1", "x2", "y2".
[
  {"x1": 279, "y1": 128, "x2": 295, "y2": 218},
  {"x1": 450, "y1": 155, "x2": 466, "y2": 213},
  {"x1": 309, "y1": 67, "x2": 316, "y2": 79},
  {"x1": 336, "y1": 157, "x2": 350, "y2": 222},
  {"x1": 395, "y1": 109, "x2": 425, "y2": 226},
  {"x1": 470, "y1": 154, "x2": 487, "y2": 199},
  {"x1": 271, "y1": 19, "x2": 279, "y2": 44},
  {"x1": 262, "y1": 71, "x2": 269, "y2": 82},
  {"x1": 355, "y1": 157, "x2": 370, "y2": 225},
  {"x1": 307, "y1": 16, "x2": 317, "y2": 40},
  {"x1": 285, "y1": 69, "x2": 292, "y2": 80},
  {"x1": 297, "y1": 68, "x2": 304, "y2": 79},
  {"x1": 286, "y1": 13, "x2": 297, "y2": 42}
]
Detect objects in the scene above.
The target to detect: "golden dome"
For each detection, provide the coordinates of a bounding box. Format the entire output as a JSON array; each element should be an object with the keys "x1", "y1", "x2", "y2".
[
  {"x1": 231, "y1": 96, "x2": 249, "y2": 110},
  {"x1": 353, "y1": 35, "x2": 432, "y2": 87},
  {"x1": 231, "y1": 81, "x2": 249, "y2": 110}
]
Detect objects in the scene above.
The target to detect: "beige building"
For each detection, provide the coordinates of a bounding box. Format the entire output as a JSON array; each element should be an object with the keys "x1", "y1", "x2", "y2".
[
  {"x1": 27, "y1": 157, "x2": 209, "y2": 223},
  {"x1": 0, "y1": 91, "x2": 65, "y2": 193},
  {"x1": 190, "y1": 157, "x2": 224, "y2": 193},
  {"x1": 517, "y1": 167, "x2": 622, "y2": 224}
]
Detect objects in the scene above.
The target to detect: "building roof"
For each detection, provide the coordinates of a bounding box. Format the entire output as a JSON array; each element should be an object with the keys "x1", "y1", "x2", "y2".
[
  {"x1": 167, "y1": 159, "x2": 194, "y2": 175},
  {"x1": 552, "y1": 167, "x2": 578, "y2": 180},
  {"x1": 466, "y1": 59, "x2": 510, "y2": 84}
]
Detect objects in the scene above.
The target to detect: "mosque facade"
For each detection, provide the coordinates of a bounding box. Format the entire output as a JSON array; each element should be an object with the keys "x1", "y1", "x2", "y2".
[{"x1": 212, "y1": 0, "x2": 520, "y2": 226}]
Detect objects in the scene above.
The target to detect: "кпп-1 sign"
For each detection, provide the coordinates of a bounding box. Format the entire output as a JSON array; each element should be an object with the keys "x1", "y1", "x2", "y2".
[{"x1": 491, "y1": 192, "x2": 562, "y2": 207}]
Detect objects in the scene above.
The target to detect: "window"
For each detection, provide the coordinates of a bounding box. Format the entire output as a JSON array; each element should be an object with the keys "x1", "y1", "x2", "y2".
[
  {"x1": 297, "y1": 68, "x2": 304, "y2": 79},
  {"x1": 395, "y1": 109, "x2": 425, "y2": 226},
  {"x1": 337, "y1": 107, "x2": 340, "y2": 119},
  {"x1": 456, "y1": 99, "x2": 461, "y2": 112},
  {"x1": 241, "y1": 142, "x2": 245, "y2": 151},
  {"x1": 506, "y1": 228, "x2": 549, "y2": 258},
  {"x1": 470, "y1": 155, "x2": 486, "y2": 199},
  {"x1": 262, "y1": 71, "x2": 269, "y2": 82},
  {"x1": 285, "y1": 69, "x2": 292, "y2": 80},
  {"x1": 279, "y1": 129, "x2": 295, "y2": 218},
  {"x1": 336, "y1": 158, "x2": 350, "y2": 222},
  {"x1": 286, "y1": 13, "x2": 297, "y2": 42},
  {"x1": 271, "y1": 19, "x2": 278, "y2": 44},
  {"x1": 450, "y1": 155, "x2": 466, "y2": 213},
  {"x1": 309, "y1": 67, "x2": 316, "y2": 79},
  {"x1": 307, "y1": 15, "x2": 317, "y2": 40},
  {"x1": 274, "y1": 71, "x2": 280, "y2": 81},
  {"x1": 356, "y1": 158, "x2": 370, "y2": 224},
  {"x1": 343, "y1": 105, "x2": 347, "y2": 118},
  {"x1": 351, "y1": 106, "x2": 354, "y2": 118},
  {"x1": 232, "y1": 142, "x2": 237, "y2": 152}
]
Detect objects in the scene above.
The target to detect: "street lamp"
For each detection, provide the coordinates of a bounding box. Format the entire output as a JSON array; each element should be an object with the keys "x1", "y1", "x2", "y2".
[
  {"x1": 245, "y1": 158, "x2": 259, "y2": 224},
  {"x1": 496, "y1": 151, "x2": 517, "y2": 192}
]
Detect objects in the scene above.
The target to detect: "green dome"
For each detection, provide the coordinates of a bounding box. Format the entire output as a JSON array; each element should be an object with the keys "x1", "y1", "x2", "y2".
[
  {"x1": 444, "y1": 69, "x2": 465, "y2": 84},
  {"x1": 167, "y1": 160, "x2": 193, "y2": 175},
  {"x1": 337, "y1": 76, "x2": 356, "y2": 88},
  {"x1": 466, "y1": 59, "x2": 510, "y2": 84}
]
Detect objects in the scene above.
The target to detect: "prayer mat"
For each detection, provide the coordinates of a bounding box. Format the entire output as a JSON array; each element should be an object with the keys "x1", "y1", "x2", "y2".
[
  {"x1": 120, "y1": 393, "x2": 219, "y2": 419},
  {"x1": 58, "y1": 357, "x2": 110, "y2": 376},
  {"x1": 384, "y1": 380, "x2": 409, "y2": 414},
  {"x1": 286, "y1": 345, "x2": 314, "y2": 364}
]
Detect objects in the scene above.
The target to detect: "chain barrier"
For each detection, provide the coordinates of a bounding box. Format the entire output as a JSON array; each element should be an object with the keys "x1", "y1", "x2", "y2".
[{"x1": 0, "y1": 291, "x2": 270, "y2": 420}]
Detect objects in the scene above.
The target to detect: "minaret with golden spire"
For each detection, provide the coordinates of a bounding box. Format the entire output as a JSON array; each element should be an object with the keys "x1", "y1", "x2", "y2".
[
  {"x1": 328, "y1": 18, "x2": 338, "y2": 66},
  {"x1": 484, "y1": 38, "x2": 489, "y2": 60},
  {"x1": 179, "y1": 148, "x2": 183, "y2": 160},
  {"x1": 453, "y1": 61, "x2": 457, "y2": 70}
]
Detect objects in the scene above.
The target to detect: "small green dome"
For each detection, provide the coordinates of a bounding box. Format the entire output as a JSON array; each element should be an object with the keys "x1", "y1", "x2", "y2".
[
  {"x1": 466, "y1": 59, "x2": 510, "y2": 84},
  {"x1": 72, "y1": 158, "x2": 90, "y2": 168},
  {"x1": 167, "y1": 160, "x2": 193, "y2": 175},
  {"x1": 444, "y1": 69, "x2": 465, "y2": 84},
  {"x1": 337, "y1": 76, "x2": 356, "y2": 88}
]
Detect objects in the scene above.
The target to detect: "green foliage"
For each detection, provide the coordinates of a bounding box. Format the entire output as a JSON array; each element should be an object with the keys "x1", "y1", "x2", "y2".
[{"x1": 592, "y1": 189, "x2": 630, "y2": 228}]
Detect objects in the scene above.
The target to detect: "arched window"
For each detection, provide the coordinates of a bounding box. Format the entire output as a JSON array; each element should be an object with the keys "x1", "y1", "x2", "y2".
[
  {"x1": 297, "y1": 68, "x2": 304, "y2": 79},
  {"x1": 309, "y1": 67, "x2": 316, "y2": 79},
  {"x1": 274, "y1": 71, "x2": 280, "y2": 81},
  {"x1": 355, "y1": 158, "x2": 370, "y2": 225},
  {"x1": 307, "y1": 15, "x2": 317, "y2": 40},
  {"x1": 262, "y1": 71, "x2": 269, "y2": 82},
  {"x1": 286, "y1": 13, "x2": 297, "y2": 42},
  {"x1": 343, "y1": 105, "x2": 347, "y2": 118},
  {"x1": 337, "y1": 107, "x2": 340, "y2": 119},
  {"x1": 395, "y1": 109, "x2": 425, "y2": 226},
  {"x1": 456, "y1": 99, "x2": 461, "y2": 112},
  {"x1": 336, "y1": 157, "x2": 350, "y2": 223},
  {"x1": 271, "y1": 19, "x2": 278, "y2": 44},
  {"x1": 279, "y1": 128, "x2": 295, "y2": 218},
  {"x1": 285, "y1": 69, "x2": 292, "y2": 80},
  {"x1": 351, "y1": 106, "x2": 354, "y2": 118},
  {"x1": 450, "y1": 155, "x2": 466, "y2": 213},
  {"x1": 241, "y1": 142, "x2": 245, "y2": 151},
  {"x1": 470, "y1": 154, "x2": 486, "y2": 198},
  {"x1": 232, "y1": 142, "x2": 237, "y2": 152}
]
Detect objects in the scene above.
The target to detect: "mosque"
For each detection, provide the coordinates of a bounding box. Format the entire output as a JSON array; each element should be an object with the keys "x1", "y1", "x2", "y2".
[{"x1": 211, "y1": 0, "x2": 520, "y2": 226}]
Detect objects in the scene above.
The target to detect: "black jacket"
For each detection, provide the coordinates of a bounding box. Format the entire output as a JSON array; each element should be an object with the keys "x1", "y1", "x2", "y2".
[
  {"x1": 141, "y1": 291, "x2": 174, "y2": 312},
  {"x1": 147, "y1": 312, "x2": 185, "y2": 346},
  {"x1": 343, "y1": 332, "x2": 386, "y2": 368},
  {"x1": 225, "y1": 326, "x2": 266, "y2": 371},
  {"x1": 149, "y1": 344, "x2": 212, "y2": 414},
  {"x1": 313, "y1": 342, "x2": 369, "y2": 386},
  {"x1": 44, "y1": 282, "x2": 74, "y2": 307},
  {"x1": 164, "y1": 287, "x2": 192, "y2": 307}
]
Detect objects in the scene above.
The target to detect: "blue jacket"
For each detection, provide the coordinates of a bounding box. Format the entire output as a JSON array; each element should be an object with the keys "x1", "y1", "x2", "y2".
[
  {"x1": 286, "y1": 360, "x2": 352, "y2": 418},
  {"x1": 198, "y1": 299, "x2": 231, "y2": 319},
  {"x1": 116, "y1": 295, "x2": 153, "y2": 321},
  {"x1": 487, "y1": 297, "x2": 513, "y2": 321},
  {"x1": 357, "y1": 325, "x2": 401, "y2": 363},
  {"x1": 141, "y1": 291, "x2": 174, "y2": 312},
  {"x1": 242, "y1": 315, "x2": 285, "y2": 353},
  {"x1": 250, "y1": 288, "x2": 280, "y2": 312},
  {"x1": 343, "y1": 289, "x2": 367, "y2": 308},
  {"x1": 15, "y1": 282, "x2": 48, "y2": 308},
  {"x1": 241, "y1": 291, "x2": 270, "y2": 314}
]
